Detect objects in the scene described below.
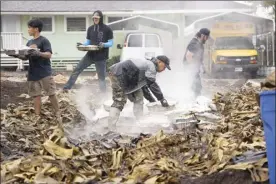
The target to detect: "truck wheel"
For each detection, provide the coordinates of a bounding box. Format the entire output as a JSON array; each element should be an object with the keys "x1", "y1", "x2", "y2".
[{"x1": 249, "y1": 71, "x2": 258, "y2": 79}]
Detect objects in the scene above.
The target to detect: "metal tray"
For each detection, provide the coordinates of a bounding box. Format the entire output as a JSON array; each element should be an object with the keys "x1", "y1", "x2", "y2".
[
  {"x1": 4, "y1": 48, "x2": 39, "y2": 56},
  {"x1": 77, "y1": 45, "x2": 99, "y2": 51},
  {"x1": 4, "y1": 49, "x2": 17, "y2": 56},
  {"x1": 172, "y1": 113, "x2": 198, "y2": 131}
]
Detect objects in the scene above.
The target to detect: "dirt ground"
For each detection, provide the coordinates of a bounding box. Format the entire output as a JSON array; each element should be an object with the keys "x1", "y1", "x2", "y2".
[
  {"x1": 1, "y1": 80, "x2": 29, "y2": 108},
  {"x1": 180, "y1": 169, "x2": 269, "y2": 184},
  {"x1": 0, "y1": 71, "x2": 269, "y2": 184},
  {"x1": 0, "y1": 71, "x2": 104, "y2": 109}
]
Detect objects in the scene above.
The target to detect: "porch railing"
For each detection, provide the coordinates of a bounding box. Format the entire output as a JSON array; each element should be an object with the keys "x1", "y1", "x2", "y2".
[{"x1": 1, "y1": 32, "x2": 23, "y2": 50}]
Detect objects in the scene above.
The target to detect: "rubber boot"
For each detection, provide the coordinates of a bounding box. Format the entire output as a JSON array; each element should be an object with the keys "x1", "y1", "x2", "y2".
[
  {"x1": 133, "y1": 103, "x2": 143, "y2": 120},
  {"x1": 108, "y1": 107, "x2": 121, "y2": 132}
]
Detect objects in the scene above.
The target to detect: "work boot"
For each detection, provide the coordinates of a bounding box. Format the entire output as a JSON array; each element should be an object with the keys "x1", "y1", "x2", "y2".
[
  {"x1": 133, "y1": 103, "x2": 143, "y2": 120},
  {"x1": 108, "y1": 107, "x2": 121, "y2": 132},
  {"x1": 63, "y1": 88, "x2": 70, "y2": 93}
]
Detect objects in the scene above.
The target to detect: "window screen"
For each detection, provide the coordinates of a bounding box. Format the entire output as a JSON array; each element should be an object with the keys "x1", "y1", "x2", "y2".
[
  {"x1": 145, "y1": 35, "x2": 160, "y2": 48},
  {"x1": 32, "y1": 17, "x2": 52, "y2": 32},
  {"x1": 66, "y1": 17, "x2": 86, "y2": 32},
  {"x1": 128, "y1": 34, "x2": 142, "y2": 47}
]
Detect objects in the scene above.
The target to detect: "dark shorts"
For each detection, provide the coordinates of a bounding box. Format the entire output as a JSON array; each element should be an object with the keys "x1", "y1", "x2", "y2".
[{"x1": 28, "y1": 76, "x2": 56, "y2": 97}]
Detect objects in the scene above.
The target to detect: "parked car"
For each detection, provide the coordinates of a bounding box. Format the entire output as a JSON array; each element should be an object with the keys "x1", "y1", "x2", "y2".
[{"x1": 117, "y1": 32, "x2": 164, "y2": 61}]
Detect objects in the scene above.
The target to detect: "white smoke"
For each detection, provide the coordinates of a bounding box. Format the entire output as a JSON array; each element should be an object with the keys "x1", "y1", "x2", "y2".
[{"x1": 73, "y1": 85, "x2": 96, "y2": 122}]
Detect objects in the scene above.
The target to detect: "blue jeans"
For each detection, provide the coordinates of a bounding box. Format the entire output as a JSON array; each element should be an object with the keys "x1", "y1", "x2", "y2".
[
  {"x1": 64, "y1": 53, "x2": 107, "y2": 92},
  {"x1": 191, "y1": 73, "x2": 202, "y2": 98}
]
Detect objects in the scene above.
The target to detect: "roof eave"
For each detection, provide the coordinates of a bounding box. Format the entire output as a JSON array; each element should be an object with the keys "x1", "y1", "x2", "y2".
[{"x1": 1, "y1": 8, "x2": 253, "y2": 15}]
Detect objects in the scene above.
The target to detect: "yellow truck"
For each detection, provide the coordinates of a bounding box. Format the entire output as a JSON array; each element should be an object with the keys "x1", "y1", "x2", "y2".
[{"x1": 204, "y1": 22, "x2": 260, "y2": 77}]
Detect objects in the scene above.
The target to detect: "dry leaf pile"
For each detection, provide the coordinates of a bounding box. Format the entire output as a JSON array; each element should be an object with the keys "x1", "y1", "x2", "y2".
[
  {"x1": 0, "y1": 92, "x2": 84, "y2": 161},
  {"x1": 261, "y1": 71, "x2": 276, "y2": 91},
  {"x1": 53, "y1": 74, "x2": 69, "y2": 84},
  {"x1": 1, "y1": 83, "x2": 269, "y2": 183}
]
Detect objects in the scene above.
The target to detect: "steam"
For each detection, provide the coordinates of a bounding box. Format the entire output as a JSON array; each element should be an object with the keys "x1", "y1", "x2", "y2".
[
  {"x1": 68, "y1": 14, "x2": 219, "y2": 137},
  {"x1": 73, "y1": 85, "x2": 96, "y2": 122}
]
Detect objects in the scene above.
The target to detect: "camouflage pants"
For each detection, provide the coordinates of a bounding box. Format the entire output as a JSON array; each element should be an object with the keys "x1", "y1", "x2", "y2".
[{"x1": 109, "y1": 74, "x2": 144, "y2": 117}]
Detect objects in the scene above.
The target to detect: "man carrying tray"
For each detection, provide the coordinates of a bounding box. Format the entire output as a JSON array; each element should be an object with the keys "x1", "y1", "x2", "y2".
[
  {"x1": 6, "y1": 19, "x2": 60, "y2": 121},
  {"x1": 63, "y1": 10, "x2": 114, "y2": 93}
]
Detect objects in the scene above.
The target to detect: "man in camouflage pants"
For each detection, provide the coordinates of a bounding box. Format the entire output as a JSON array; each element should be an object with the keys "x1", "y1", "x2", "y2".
[{"x1": 108, "y1": 56, "x2": 171, "y2": 131}]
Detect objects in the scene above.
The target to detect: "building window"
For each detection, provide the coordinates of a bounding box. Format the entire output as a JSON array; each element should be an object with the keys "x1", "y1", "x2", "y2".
[
  {"x1": 31, "y1": 17, "x2": 53, "y2": 32},
  {"x1": 66, "y1": 17, "x2": 87, "y2": 32}
]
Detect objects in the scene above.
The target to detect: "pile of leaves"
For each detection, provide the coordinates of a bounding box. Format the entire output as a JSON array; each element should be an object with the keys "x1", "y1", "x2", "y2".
[
  {"x1": 1, "y1": 83, "x2": 269, "y2": 183},
  {"x1": 261, "y1": 71, "x2": 275, "y2": 90},
  {"x1": 0, "y1": 92, "x2": 84, "y2": 161}
]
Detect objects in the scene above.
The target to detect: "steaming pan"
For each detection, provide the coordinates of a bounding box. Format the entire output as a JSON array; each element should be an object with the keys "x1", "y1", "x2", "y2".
[
  {"x1": 197, "y1": 120, "x2": 217, "y2": 130},
  {"x1": 172, "y1": 113, "x2": 198, "y2": 132},
  {"x1": 4, "y1": 48, "x2": 39, "y2": 56},
  {"x1": 77, "y1": 45, "x2": 99, "y2": 51},
  {"x1": 4, "y1": 49, "x2": 17, "y2": 56}
]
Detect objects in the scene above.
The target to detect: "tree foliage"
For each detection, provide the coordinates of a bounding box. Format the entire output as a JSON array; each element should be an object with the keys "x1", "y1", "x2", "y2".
[{"x1": 249, "y1": 1, "x2": 275, "y2": 18}]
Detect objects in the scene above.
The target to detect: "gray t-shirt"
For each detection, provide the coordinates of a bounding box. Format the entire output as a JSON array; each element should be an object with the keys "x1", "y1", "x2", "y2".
[
  {"x1": 109, "y1": 58, "x2": 164, "y2": 100},
  {"x1": 183, "y1": 37, "x2": 204, "y2": 74}
]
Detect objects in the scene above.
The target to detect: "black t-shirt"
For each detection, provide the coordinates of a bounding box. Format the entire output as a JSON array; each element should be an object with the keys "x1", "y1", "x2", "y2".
[
  {"x1": 183, "y1": 37, "x2": 204, "y2": 64},
  {"x1": 26, "y1": 36, "x2": 52, "y2": 81},
  {"x1": 86, "y1": 24, "x2": 113, "y2": 61}
]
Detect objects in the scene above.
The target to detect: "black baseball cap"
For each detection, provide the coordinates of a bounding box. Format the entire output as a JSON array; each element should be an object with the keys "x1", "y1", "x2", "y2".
[
  {"x1": 199, "y1": 28, "x2": 210, "y2": 37},
  {"x1": 156, "y1": 55, "x2": 171, "y2": 70}
]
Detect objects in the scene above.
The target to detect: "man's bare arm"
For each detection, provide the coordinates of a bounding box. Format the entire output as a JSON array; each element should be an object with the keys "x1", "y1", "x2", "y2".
[
  {"x1": 186, "y1": 50, "x2": 194, "y2": 63},
  {"x1": 28, "y1": 50, "x2": 52, "y2": 59},
  {"x1": 39, "y1": 51, "x2": 52, "y2": 59}
]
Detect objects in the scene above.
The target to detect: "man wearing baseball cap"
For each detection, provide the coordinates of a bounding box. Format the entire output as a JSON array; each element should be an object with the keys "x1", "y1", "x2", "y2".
[
  {"x1": 183, "y1": 28, "x2": 210, "y2": 98},
  {"x1": 107, "y1": 55, "x2": 171, "y2": 131}
]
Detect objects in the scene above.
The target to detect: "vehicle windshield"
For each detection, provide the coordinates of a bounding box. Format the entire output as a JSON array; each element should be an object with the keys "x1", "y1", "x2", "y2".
[
  {"x1": 215, "y1": 37, "x2": 254, "y2": 50},
  {"x1": 145, "y1": 34, "x2": 160, "y2": 48},
  {"x1": 128, "y1": 34, "x2": 142, "y2": 47}
]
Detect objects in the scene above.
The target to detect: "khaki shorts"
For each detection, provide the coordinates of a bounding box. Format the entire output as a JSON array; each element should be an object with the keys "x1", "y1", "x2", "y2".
[{"x1": 28, "y1": 76, "x2": 56, "y2": 97}]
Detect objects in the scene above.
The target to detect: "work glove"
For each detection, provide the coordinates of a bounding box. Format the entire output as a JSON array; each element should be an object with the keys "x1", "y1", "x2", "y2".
[
  {"x1": 76, "y1": 42, "x2": 83, "y2": 47},
  {"x1": 98, "y1": 42, "x2": 105, "y2": 49},
  {"x1": 160, "y1": 98, "x2": 169, "y2": 107},
  {"x1": 27, "y1": 49, "x2": 41, "y2": 57}
]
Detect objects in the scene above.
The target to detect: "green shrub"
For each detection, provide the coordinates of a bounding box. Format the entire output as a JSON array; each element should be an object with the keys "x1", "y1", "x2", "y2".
[{"x1": 107, "y1": 55, "x2": 120, "y2": 69}]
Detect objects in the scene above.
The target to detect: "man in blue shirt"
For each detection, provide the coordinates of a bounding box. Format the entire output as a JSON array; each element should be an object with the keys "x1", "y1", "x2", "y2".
[{"x1": 63, "y1": 10, "x2": 114, "y2": 93}]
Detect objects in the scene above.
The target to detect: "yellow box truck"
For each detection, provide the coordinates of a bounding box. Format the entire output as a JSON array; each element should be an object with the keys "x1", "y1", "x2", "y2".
[{"x1": 204, "y1": 21, "x2": 260, "y2": 77}]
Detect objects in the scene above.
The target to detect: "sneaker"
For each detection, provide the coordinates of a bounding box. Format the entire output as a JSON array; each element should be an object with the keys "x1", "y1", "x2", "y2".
[{"x1": 63, "y1": 88, "x2": 70, "y2": 93}]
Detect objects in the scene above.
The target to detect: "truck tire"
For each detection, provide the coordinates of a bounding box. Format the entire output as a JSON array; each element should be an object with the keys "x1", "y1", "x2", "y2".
[{"x1": 249, "y1": 70, "x2": 258, "y2": 79}]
